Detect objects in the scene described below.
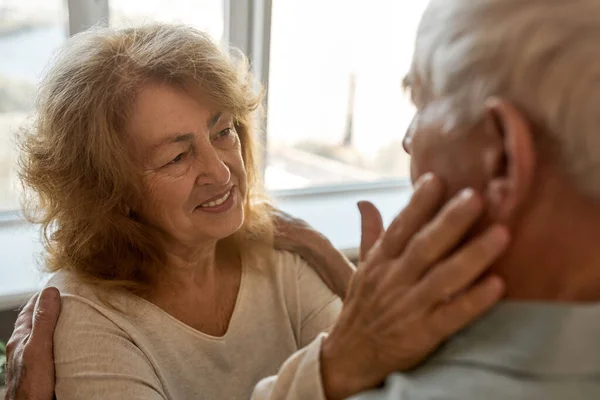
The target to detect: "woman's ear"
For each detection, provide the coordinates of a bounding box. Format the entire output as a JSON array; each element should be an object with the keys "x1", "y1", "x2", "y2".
[{"x1": 482, "y1": 97, "x2": 536, "y2": 221}]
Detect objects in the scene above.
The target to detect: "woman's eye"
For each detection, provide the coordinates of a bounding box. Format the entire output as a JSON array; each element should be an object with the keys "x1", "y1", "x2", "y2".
[
  {"x1": 215, "y1": 127, "x2": 234, "y2": 140},
  {"x1": 168, "y1": 152, "x2": 186, "y2": 165}
]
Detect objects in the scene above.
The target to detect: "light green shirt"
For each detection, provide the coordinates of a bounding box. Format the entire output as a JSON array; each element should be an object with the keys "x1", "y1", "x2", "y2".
[{"x1": 354, "y1": 302, "x2": 600, "y2": 400}]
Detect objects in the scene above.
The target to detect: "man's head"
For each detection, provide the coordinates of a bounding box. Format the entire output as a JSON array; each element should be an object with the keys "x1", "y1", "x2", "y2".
[{"x1": 403, "y1": 0, "x2": 600, "y2": 299}]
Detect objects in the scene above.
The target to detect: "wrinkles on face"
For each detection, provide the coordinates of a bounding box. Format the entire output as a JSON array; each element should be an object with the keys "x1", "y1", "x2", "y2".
[{"x1": 126, "y1": 83, "x2": 247, "y2": 245}]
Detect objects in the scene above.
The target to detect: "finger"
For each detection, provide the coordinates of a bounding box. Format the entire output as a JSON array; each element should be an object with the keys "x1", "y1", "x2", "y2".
[
  {"x1": 12, "y1": 292, "x2": 40, "y2": 336},
  {"x1": 379, "y1": 173, "x2": 445, "y2": 260},
  {"x1": 413, "y1": 225, "x2": 509, "y2": 307},
  {"x1": 396, "y1": 188, "x2": 485, "y2": 282},
  {"x1": 28, "y1": 287, "x2": 61, "y2": 352},
  {"x1": 427, "y1": 275, "x2": 505, "y2": 339},
  {"x1": 358, "y1": 201, "x2": 384, "y2": 262}
]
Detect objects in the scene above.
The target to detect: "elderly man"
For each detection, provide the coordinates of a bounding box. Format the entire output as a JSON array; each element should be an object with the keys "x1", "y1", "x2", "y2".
[{"x1": 348, "y1": 0, "x2": 600, "y2": 398}]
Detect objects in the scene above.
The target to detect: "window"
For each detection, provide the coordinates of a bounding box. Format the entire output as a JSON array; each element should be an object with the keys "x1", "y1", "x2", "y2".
[
  {"x1": 0, "y1": 0, "x2": 67, "y2": 212},
  {"x1": 110, "y1": 0, "x2": 224, "y2": 42},
  {"x1": 0, "y1": 0, "x2": 224, "y2": 214},
  {"x1": 0, "y1": 0, "x2": 427, "y2": 210},
  {"x1": 0, "y1": 0, "x2": 423, "y2": 309},
  {"x1": 0, "y1": 0, "x2": 227, "y2": 308},
  {"x1": 266, "y1": 0, "x2": 428, "y2": 190}
]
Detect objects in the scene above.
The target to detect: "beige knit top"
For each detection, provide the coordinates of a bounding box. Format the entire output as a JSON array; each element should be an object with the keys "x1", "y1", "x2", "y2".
[{"x1": 49, "y1": 250, "x2": 342, "y2": 399}]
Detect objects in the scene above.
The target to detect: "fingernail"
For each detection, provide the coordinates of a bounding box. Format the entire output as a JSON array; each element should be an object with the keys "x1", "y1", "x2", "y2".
[
  {"x1": 41, "y1": 286, "x2": 60, "y2": 301},
  {"x1": 459, "y1": 188, "x2": 475, "y2": 201},
  {"x1": 415, "y1": 172, "x2": 435, "y2": 190},
  {"x1": 421, "y1": 172, "x2": 434, "y2": 184}
]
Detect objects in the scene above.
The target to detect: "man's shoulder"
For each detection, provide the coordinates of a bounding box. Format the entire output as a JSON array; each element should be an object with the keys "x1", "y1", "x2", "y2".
[{"x1": 350, "y1": 302, "x2": 600, "y2": 400}]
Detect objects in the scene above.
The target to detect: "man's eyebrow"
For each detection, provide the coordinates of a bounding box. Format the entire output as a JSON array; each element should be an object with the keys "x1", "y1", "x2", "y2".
[{"x1": 402, "y1": 74, "x2": 413, "y2": 91}]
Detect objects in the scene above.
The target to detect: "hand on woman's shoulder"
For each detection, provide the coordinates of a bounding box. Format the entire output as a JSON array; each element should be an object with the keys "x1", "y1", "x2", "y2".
[{"x1": 49, "y1": 272, "x2": 166, "y2": 399}]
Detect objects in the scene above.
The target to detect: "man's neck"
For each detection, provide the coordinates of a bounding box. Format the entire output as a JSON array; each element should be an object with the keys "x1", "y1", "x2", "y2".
[{"x1": 494, "y1": 190, "x2": 600, "y2": 302}]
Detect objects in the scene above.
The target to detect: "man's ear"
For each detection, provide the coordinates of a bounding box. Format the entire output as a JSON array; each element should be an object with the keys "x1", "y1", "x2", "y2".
[{"x1": 482, "y1": 97, "x2": 536, "y2": 221}]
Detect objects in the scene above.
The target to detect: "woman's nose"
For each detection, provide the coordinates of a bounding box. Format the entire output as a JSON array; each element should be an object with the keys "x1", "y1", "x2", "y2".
[{"x1": 194, "y1": 147, "x2": 231, "y2": 186}]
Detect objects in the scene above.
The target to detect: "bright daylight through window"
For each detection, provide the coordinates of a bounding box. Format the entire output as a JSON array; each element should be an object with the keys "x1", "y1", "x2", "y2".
[
  {"x1": 266, "y1": 0, "x2": 429, "y2": 190},
  {"x1": 0, "y1": 0, "x2": 66, "y2": 212},
  {"x1": 0, "y1": 0, "x2": 223, "y2": 214},
  {"x1": 0, "y1": 0, "x2": 430, "y2": 310},
  {"x1": 109, "y1": 0, "x2": 224, "y2": 39},
  {"x1": 0, "y1": 0, "x2": 429, "y2": 213}
]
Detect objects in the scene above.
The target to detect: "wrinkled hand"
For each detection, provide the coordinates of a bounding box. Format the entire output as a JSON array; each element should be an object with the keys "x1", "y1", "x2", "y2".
[
  {"x1": 272, "y1": 206, "x2": 355, "y2": 299},
  {"x1": 320, "y1": 174, "x2": 510, "y2": 399},
  {"x1": 6, "y1": 287, "x2": 61, "y2": 400}
]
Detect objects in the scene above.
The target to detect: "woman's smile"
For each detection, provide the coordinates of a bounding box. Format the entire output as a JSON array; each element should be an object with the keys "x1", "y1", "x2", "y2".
[{"x1": 195, "y1": 185, "x2": 236, "y2": 214}]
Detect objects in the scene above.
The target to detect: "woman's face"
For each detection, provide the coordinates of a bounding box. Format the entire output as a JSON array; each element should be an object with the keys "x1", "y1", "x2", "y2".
[{"x1": 126, "y1": 83, "x2": 247, "y2": 246}]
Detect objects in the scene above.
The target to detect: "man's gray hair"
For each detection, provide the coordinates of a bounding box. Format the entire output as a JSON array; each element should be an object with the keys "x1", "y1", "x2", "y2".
[{"x1": 409, "y1": 0, "x2": 600, "y2": 197}]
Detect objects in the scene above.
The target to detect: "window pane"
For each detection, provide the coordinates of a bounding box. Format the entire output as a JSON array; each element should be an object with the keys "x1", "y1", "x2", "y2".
[
  {"x1": 0, "y1": 0, "x2": 67, "y2": 212},
  {"x1": 110, "y1": 0, "x2": 224, "y2": 42},
  {"x1": 266, "y1": 0, "x2": 427, "y2": 190}
]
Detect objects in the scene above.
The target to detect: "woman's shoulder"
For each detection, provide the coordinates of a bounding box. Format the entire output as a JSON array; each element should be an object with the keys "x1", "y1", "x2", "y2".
[
  {"x1": 268, "y1": 250, "x2": 332, "y2": 287},
  {"x1": 269, "y1": 249, "x2": 309, "y2": 271},
  {"x1": 265, "y1": 250, "x2": 341, "y2": 346},
  {"x1": 264, "y1": 249, "x2": 339, "y2": 310},
  {"x1": 47, "y1": 270, "x2": 95, "y2": 297},
  {"x1": 49, "y1": 273, "x2": 166, "y2": 399},
  {"x1": 263, "y1": 249, "x2": 323, "y2": 285},
  {"x1": 47, "y1": 270, "x2": 145, "y2": 332}
]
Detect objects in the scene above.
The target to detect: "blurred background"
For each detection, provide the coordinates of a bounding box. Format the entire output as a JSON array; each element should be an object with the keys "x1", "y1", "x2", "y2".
[
  {"x1": 0, "y1": 0, "x2": 427, "y2": 351},
  {"x1": 0, "y1": 0, "x2": 427, "y2": 210}
]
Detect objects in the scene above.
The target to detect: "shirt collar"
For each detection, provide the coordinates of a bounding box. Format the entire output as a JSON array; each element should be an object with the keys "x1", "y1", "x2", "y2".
[{"x1": 429, "y1": 301, "x2": 600, "y2": 376}]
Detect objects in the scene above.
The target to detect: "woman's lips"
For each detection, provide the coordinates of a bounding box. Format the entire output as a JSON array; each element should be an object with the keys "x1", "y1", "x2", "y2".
[
  {"x1": 199, "y1": 186, "x2": 234, "y2": 205},
  {"x1": 195, "y1": 186, "x2": 235, "y2": 214}
]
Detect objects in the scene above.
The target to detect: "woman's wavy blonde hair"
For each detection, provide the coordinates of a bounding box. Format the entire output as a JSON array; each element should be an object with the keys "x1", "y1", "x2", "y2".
[{"x1": 18, "y1": 24, "x2": 274, "y2": 294}]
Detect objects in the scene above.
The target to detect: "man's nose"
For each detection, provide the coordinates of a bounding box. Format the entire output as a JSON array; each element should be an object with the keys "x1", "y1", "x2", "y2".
[
  {"x1": 403, "y1": 115, "x2": 417, "y2": 155},
  {"x1": 402, "y1": 134, "x2": 412, "y2": 155}
]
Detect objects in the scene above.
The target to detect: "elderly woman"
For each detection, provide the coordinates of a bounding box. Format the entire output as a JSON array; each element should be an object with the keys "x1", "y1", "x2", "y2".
[{"x1": 9, "y1": 24, "x2": 509, "y2": 399}]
